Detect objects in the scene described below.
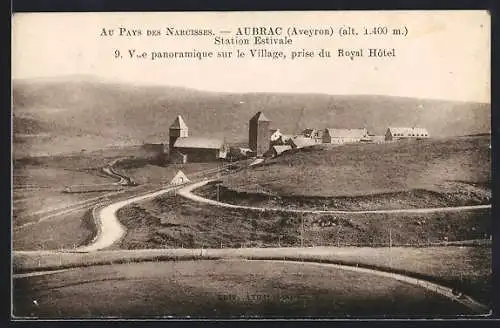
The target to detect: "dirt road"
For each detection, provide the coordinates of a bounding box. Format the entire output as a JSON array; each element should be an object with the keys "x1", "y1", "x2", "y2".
[
  {"x1": 178, "y1": 180, "x2": 492, "y2": 214},
  {"x1": 74, "y1": 184, "x2": 181, "y2": 252}
]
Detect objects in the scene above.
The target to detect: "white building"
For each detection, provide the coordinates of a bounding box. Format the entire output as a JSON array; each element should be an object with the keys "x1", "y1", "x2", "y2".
[
  {"x1": 385, "y1": 127, "x2": 430, "y2": 141},
  {"x1": 270, "y1": 129, "x2": 283, "y2": 143},
  {"x1": 322, "y1": 128, "x2": 369, "y2": 144}
]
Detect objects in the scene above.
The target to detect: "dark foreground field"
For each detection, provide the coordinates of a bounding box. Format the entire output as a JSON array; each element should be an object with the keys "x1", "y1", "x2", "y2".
[
  {"x1": 13, "y1": 260, "x2": 476, "y2": 318},
  {"x1": 222, "y1": 137, "x2": 491, "y2": 208},
  {"x1": 13, "y1": 246, "x2": 491, "y2": 307}
]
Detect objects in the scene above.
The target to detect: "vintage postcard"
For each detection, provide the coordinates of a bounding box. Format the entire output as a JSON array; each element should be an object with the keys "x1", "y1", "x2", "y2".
[{"x1": 11, "y1": 10, "x2": 491, "y2": 319}]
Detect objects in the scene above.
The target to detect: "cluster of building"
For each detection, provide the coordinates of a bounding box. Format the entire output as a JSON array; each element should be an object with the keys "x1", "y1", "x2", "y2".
[{"x1": 166, "y1": 111, "x2": 430, "y2": 163}]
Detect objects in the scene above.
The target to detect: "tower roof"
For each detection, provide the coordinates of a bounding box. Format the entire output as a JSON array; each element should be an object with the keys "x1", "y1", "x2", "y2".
[
  {"x1": 250, "y1": 111, "x2": 271, "y2": 122},
  {"x1": 169, "y1": 115, "x2": 188, "y2": 130}
]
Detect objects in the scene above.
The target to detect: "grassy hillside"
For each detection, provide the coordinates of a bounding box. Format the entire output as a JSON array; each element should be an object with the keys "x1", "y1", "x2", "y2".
[
  {"x1": 118, "y1": 193, "x2": 491, "y2": 249},
  {"x1": 13, "y1": 76, "x2": 490, "y2": 157},
  {"x1": 222, "y1": 136, "x2": 491, "y2": 200}
]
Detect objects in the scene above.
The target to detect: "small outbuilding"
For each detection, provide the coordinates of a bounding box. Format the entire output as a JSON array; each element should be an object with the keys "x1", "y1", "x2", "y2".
[
  {"x1": 271, "y1": 145, "x2": 292, "y2": 157},
  {"x1": 270, "y1": 129, "x2": 283, "y2": 143},
  {"x1": 170, "y1": 170, "x2": 190, "y2": 185},
  {"x1": 287, "y1": 135, "x2": 317, "y2": 149},
  {"x1": 301, "y1": 129, "x2": 324, "y2": 144}
]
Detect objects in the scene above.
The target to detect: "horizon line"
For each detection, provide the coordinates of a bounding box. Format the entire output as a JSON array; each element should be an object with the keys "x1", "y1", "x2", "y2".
[{"x1": 11, "y1": 74, "x2": 491, "y2": 105}]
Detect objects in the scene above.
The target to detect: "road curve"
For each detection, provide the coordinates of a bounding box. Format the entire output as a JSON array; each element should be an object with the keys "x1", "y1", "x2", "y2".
[
  {"x1": 178, "y1": 180, "x2": 492, "y2": 214},
  {"x1": 74, "y1": 185, "x2": 180, "y2": 252},
  {"x1": 250, "y1": 259, "x2": 489, "y2": 314}
]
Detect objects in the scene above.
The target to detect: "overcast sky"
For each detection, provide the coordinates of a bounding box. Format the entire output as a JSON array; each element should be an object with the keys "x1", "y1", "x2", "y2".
[{"x1": 12, "y1": 11, "x2": 490, "y2": 103}]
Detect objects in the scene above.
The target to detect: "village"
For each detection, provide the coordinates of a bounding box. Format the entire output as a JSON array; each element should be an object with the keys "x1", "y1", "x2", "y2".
[
  {"x1": 11, "y1": 9, "x2": 492, "y2": 319},
  {"x1": 166, "y1": 111, "x2": 430, "y2": 164}
]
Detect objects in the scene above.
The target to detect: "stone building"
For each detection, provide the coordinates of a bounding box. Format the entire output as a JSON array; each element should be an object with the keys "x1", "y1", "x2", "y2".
[{"x1": 248, "y1": 111, "x2": 271, "y2": 156}]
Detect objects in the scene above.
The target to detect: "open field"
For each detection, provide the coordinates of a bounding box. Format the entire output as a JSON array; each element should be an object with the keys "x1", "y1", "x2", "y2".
[
  {"x1": 12, "y1": 163, "x2": 119, "y2": 229},
  {"x1": 222, "y1": 137, "x2": 491, "y2": 208},
  {"x1": 13, "y1": 244, "x2": 491, "y2": 314},
  {"x1": 13, "y1": 189, "x2": 112, "y2": 227},
  {"x1": 13, "y1": 208, "x2": 96, "y2": 251},
  {"x1": 116, "y1": 193, "x2": 491, "y2": 250},
  {"x1": 12, "y1": 181, "x2": 166, "y2": 251},
  {"x1": 12, "y1": 149, "x2": 158, "y2": 250},
  {"x1": 13, "y1": 165, "x2": 112, "y2": 188}
]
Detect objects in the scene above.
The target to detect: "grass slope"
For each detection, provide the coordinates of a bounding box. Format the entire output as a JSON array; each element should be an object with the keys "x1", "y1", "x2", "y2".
[
  {"x1": 13, "y1": 77, "x2": 490, "y2": 156},
  {"x1": 222, "y1": 136, "x2": 491, "y2": 201},
  {"x1": 116, "y1": 193, "x2": 491, "y2": 249}
]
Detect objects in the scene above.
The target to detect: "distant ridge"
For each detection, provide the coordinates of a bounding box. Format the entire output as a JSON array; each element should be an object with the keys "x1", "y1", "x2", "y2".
[
  {"x1": 12, "y1": 77, "x2": 491, "y2": 157},
  {"x1": 461, "y1": 133, "x2": 491, "y2": 137}
]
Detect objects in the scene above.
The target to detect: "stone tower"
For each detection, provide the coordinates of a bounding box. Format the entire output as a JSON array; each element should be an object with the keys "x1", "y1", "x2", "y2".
[
  {"x1": 169, "y1": 115, "x2": 189, "y2": 153},
  {"x1": 249, "y1": 111, "x2": 271, "y2": 156}
]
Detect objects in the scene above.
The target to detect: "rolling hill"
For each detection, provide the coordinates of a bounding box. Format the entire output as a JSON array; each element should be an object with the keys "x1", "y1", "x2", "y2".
[
  {"x1": 219, "y1": 136, "x2": 491, "y2": 200},
  {"x1": 12, "y1": 76, "x2": 491, "y2": 157}
]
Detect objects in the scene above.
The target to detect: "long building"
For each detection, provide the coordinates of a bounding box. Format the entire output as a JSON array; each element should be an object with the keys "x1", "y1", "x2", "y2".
[
  {"x1": 171, "y1": 137, "x2": 227, "y2": 163},
  {"x1": 169, "y1": 115, "x2": 226, "y2": 163},
  {"x1": 385, "y1": 127, "x2": 429, "y2": 141},
  {"x1": 323, "y1": 128, "x2": 369, "y2": 144}
]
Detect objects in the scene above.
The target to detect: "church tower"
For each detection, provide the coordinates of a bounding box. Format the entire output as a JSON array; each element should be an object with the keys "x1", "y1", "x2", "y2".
[
  {"x1": 169, "y1": 115, "x2": 188, "y2": 153},
  {"x1": 249, "y1": 111, "x2": 271, "y2": 156}
]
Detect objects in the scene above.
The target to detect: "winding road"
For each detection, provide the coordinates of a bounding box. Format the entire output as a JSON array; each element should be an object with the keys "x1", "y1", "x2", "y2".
[
  {"x1": 12, "y1": 157, "x2": 492, "y2": 316},
  {"x1": 74, "y1": 184, "x2": 182, "y2": 252},
  {"x1": 178, "y1": 179, "x2": 492, "y2": 214}
]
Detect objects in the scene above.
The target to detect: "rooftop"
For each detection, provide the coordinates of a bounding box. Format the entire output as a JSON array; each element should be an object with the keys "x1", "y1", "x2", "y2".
[
  {"x1": 173, "y1": 136, "x2": 224, "y2": 149},
  {"x1": 388, "y1": 127, "x2": 429, "y2": 136},
  {"x1": 288, "y1": 135, "x2": 317, "y2": 148},
  {"x1": 169, "y1": 115, "x2": 188, "y2": 130},
  {"x1": 325, "y1": 128, "x2": 368, "y2": 138},
  {"x1": 250, "y1": 111, "x2": 271, "y2": 122}
]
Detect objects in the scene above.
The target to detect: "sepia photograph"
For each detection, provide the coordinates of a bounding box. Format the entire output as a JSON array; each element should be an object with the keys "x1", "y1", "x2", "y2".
[{"x1": 11, "y1": 10, "x2": 491, "y2": 319}]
